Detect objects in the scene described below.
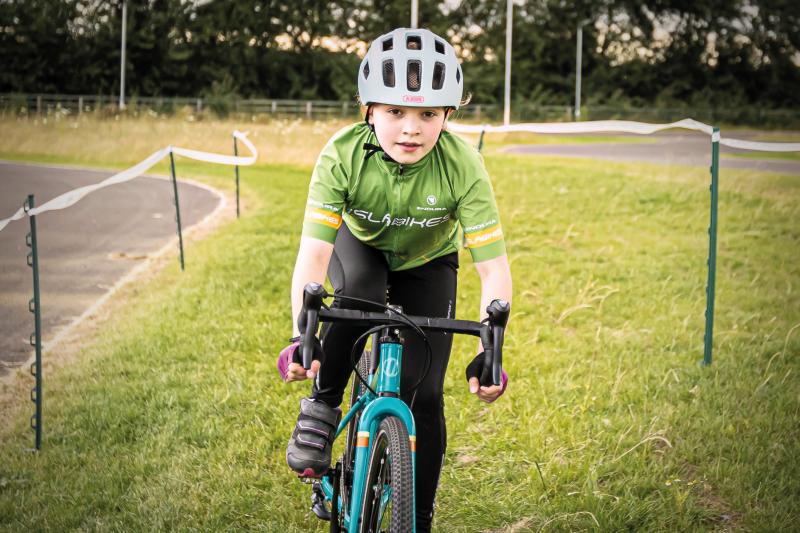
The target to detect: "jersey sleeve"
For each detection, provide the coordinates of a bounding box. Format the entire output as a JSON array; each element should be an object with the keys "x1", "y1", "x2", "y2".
[
  {"x1": 301, "y1": 138, "x2": 348, "y2": 244},
  {"x1": 455, "y1": 156, "x2": 506, "y2": 263}
]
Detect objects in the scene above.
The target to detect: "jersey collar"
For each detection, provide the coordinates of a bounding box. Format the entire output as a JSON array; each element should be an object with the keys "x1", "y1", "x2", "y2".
[{"x1": 376, "y1": 149, "x2": 432, "y2": 178}]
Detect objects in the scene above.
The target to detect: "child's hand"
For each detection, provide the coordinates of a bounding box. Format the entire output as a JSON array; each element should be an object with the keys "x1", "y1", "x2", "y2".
[
  {"x1": 465, "y1": 352, "x2": 509, "y2": 403},
  {"x1": 277, "y1": 338, "x2": 324, "y2": 382},
  {"x1": 468, "y1": 377, "x2": 506, "y2": 403},
  {"x1": 285, "y1": 359, "x2": 321, "y2": 382}
]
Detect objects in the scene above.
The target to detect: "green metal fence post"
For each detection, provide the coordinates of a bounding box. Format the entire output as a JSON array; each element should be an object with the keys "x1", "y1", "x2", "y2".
[
  {"x1": 477, "y1": 127, "x2": 486, "y2": 153},
  {"x1": 702, "y1": 127, "x2": 720, "y2": 366},
  {"x1": 24, "y1": 194, "x2": 43, "y2": 450},
  {"x1": 169, "y1": 150, "x2": 185, "y2": 271},
  {"x1": 233, "y1": 135, "x2": 240, "y2": 218}
]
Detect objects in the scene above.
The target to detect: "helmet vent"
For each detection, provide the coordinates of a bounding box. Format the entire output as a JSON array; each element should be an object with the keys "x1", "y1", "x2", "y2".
[
  {"x1": 456, "y1": 66, "x2": 461, "y2": 83},
  {"x1": 406, "y1": 35, "x2": 422, "y2": 50},
  {"x1": 432, "y1": 62, "x2": 446, "y2": 90},
  {"x1": 363, "y1": 62, "x2": 369, "y2": 79},
  {"x1": 435, "y1": 40, "x2": 445, "y2": 54},
  {"x1": 382, "y1": 37, "x2": 393, "y2": 51},
  {"x1": 382, "y1": 59, "x2": 395, "y2": 87},
  {"x1": 407, "y1": 60, "x2": 421, "y2": 91}
]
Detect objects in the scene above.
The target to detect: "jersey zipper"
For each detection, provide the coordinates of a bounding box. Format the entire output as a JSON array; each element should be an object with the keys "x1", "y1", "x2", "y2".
[{"x1": 392, "y1": 172, "x2": 402, "y2": 253}]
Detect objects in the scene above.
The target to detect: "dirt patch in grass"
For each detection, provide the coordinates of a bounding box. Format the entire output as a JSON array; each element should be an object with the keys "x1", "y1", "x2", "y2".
[{"x1": 681, "y1": 462, "x2": 743, "y2": 531}]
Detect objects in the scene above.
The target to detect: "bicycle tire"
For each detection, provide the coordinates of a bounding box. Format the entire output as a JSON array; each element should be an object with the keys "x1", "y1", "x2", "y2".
[
  {"x1": 359, "y1": 416, "x2": 414, "y2": 533},
  {"x1": 340, "y1": 350, "x2": 371, "y2": 514}
]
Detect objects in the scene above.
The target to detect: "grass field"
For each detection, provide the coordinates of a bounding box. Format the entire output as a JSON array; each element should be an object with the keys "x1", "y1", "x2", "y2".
[{"x1": 0, "y1": 116, "x2": 798, "y2": 531}]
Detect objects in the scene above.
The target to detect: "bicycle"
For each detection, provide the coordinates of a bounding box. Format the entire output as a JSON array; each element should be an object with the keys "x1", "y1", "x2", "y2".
[{"x1": 294, "y1": 282, "x2": 510, "y2": 533}]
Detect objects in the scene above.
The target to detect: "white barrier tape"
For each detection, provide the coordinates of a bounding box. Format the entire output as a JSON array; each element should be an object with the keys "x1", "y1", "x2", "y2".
[
  {"x1": 449, "y1": 118, "x2": 800, "y2": 152},
  {"x1": 0, "y1": 130, "x2": 257, "y2": 233},
  {"x1": 717, "y1": 137, "x2": 800, "y2": 151},
  {"x1": 171, "y1": 130, "x2": 257, "y2": 166}
]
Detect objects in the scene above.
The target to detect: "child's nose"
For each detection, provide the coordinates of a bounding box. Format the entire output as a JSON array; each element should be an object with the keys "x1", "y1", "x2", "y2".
[{"x1": 402, "y1": 117, "x2": 421, "y2": 134}]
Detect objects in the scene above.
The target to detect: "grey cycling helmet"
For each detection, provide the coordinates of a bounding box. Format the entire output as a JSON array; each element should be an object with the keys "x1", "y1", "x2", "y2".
[{"x1": 358, "y1": 28, "x2": 464, "y2": 109}]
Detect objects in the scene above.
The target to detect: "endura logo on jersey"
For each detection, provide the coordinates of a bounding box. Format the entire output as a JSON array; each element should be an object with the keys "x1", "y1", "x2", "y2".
[
  {"x1": 464, "y1": 219, "x2": 498, "y2": 233},
  {"x1": 307, "y1": 199, "x2": 342, "y2": 214},
  {"x1": 417, "y1": 195, "x2": 447, "y2": 212},
  {"x1": 349, "y1": 208, "x2": 450, "y2": 228}
]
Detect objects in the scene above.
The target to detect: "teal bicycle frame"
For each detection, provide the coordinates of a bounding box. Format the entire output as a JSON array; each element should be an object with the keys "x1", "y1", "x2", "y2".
[
  {"x1": 319, "y1": 336, "x2": 416, "y2": 532},
  {"x1": 298, "y1": 282, "x2": 509, "y2": 532}
]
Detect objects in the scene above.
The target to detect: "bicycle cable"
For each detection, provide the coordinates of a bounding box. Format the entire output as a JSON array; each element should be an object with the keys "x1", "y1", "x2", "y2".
[
  {"x1": 330, "y1": 293, "x2": 428, "y2": 340},
  {"x1": 330, "y1": 293, "x2": 434, "y2": 401},
  {"x1": 347, "y1": 321, "x2": 433, "y2": 401}
]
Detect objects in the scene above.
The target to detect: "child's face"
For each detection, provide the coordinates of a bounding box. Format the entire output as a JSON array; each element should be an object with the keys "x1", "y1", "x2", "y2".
[{"x1": 368, "y1": 104, "x2": 451, "y2": 165}]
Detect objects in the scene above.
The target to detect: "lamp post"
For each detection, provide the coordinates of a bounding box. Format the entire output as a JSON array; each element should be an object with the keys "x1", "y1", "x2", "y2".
[
  {"x1": 411, "y1": 0, "x2": 418, "y2": 28},
  {"x1": 574, "y1": 23, "x2": 582, "y2": 119},
  {"x1": 503, "y1": 0, "x2": 513, "y2": 125},
  {"x1": 119, "y1": 0, "x2": 127, "y2": 110}
]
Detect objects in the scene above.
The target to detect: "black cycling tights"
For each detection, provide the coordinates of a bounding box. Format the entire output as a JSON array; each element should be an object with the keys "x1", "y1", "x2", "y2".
[{"x1": 310, "y1": 223, "x2": 458, "y2": 533}]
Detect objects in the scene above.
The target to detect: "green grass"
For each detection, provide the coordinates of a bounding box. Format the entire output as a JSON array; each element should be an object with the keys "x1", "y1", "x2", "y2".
[{"x1": 1, "y1": 119, "x2": 799, "y2": 531}]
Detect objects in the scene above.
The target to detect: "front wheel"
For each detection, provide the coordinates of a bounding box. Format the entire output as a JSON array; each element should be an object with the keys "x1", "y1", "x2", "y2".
[{"x1": 359, "y1": 416, "x2": 414, "y2": 533}]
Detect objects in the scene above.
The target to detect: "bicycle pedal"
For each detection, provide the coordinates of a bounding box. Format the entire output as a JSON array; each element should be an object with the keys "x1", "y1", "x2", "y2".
[{"x1": 310, "y1": 481, "x2": 331, "y2": 521}]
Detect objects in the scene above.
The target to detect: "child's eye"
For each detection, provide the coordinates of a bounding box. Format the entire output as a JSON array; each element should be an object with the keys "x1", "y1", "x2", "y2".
[
  {"x1": 422, "y1": 111, "x2": 437, "y2": 118},
  {"x1": 388, "y1": 108, "x2": 402, "y2": 116}
]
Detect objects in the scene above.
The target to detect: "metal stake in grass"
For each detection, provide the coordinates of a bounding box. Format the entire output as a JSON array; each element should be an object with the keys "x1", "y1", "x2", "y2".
[
  {"x1": 24, "y1": 194, "x2": 43, "y2": 450},
  {"x1": 233, "y1": 134, "x2": 240, "y2": 218},
  {"x1": 477, "y1": 127, "x2": 486, "y2": 153},
  {"x1": 702, "y1": 127, "x2": 720, "y2": 366},
  {"x1": 169, "y1": 150, "x2": 185, "y2": 271}
]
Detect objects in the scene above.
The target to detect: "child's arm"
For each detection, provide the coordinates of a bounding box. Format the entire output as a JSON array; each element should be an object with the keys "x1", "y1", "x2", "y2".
[
  {"x1": 285, "y1": 236, "x2": 334, "y2": 382},
  {"x1": 291, "y1": 237, "x2": 335, "y2": 336},
  {"x1": 475, "y1": 253, "x2": 512, "y2": 329},
  {"x1": 470, "y1": 253, "x2": 513, "y2": 402}
]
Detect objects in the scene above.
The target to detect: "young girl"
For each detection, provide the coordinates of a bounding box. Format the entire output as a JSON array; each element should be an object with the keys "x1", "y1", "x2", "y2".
[{"x1": 277, "y1": 27, "x2": 512, "y2": 531}]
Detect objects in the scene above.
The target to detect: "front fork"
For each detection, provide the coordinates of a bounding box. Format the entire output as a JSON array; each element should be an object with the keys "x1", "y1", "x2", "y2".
[{"x1": 346, "y1": 396, "x2": 416, "y2": 532}]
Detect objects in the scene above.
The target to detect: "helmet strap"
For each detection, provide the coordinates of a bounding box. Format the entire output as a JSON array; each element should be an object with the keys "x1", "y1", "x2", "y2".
[{"x1": 362, "y1": 105, "x2": 396, "y2": 163}]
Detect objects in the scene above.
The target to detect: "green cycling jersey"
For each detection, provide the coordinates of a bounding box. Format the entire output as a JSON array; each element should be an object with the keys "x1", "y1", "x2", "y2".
[{"x1": 302, "y1": 122, "x2": 505, "y2": 271}]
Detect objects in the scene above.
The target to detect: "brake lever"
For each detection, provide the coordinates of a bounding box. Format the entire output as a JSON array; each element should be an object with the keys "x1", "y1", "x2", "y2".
[
  {"x1": 300, "y1": 282, "x2": 326, "y2": 369},
  {"x1": 479, "y1": 326, "x2": 494, "y2": 386},
  {"x1": 486, "y1": 299, "x2": 510, "y2": 386}
]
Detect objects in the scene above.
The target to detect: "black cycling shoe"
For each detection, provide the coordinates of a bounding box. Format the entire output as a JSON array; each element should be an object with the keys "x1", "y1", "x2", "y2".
[{"x1": 286, "y1": 397, "x2": 341, "y2": 477}]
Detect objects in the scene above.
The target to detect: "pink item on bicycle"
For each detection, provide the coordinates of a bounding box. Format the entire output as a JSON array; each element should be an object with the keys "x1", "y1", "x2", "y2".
[
  {"x1": 494, "y1": 369, "x2": 509, "y2": 402},
  {"x1": 277, "y1": 341, "x2": 301, "y2": 382}
]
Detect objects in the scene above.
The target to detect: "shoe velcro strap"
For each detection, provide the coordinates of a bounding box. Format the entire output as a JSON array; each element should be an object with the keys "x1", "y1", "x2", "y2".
[
  {"x1": 299, "y1": 398, "x2": 341, "y2": 426},
  {"x1": 297, "y1": 420, "x2": 333, "y2": 438},
  {"x1": 297, "y1": 413, "x2": 335, "y2": 440},
  {"x1": 295, "y1": 433, "x2": 327, "y2": 451}
]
